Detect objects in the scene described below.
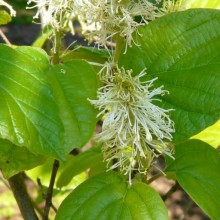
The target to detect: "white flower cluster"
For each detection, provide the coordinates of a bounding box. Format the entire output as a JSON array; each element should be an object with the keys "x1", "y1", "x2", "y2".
[
  {"x1": 0, "y1": 0, "x2": 16, "y2": 16},
  {"x1": 90, "y1": 65, "x2": 174, "y2": 182},
  {"x1": 27, "y1": 0, "x2": 161, "y2": 47},
  {"x1": 75, "y1": 0, "x2": 161, "y2": 48}
]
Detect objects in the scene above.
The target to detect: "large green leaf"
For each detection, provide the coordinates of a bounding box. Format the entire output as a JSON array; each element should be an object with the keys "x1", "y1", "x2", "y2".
[
  {"x1": 56, "y1": 172, "x2": 168, "y2": 220},
  {"x1": 47, "y1": 60, "x2": 98, "y2": 153},
  {"x1": 119, "y1": 9, "x2": 220, "y2": 142},
  {"x1": 0, "y1": 44, "x2": 64, "y2": 158},
  {"x1": 165, "y1": 140, "x2": 220, "y2": 220},
  {"x1": 0, "y1": 139, "x2": 45, "y2": 178}
]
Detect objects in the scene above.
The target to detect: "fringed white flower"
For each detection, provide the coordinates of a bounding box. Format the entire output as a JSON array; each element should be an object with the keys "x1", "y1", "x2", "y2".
[
  {"x1": 0, "y1": 0, "x2": 16, "y2": 16},
  {"x1": 90, "y1": 65, "x2": 175, "y2": 183},
  {"x1": 27, "y1": 0, "x2": 75, "y2": 33}
]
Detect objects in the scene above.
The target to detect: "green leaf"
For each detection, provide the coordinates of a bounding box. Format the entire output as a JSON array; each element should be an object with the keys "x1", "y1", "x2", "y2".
[
  {"x1": 56, "y1": 146, "x2": 106, "y2": 188},
  {"x1": 165, "y1": 139, "x2": 220, "y2": 219},
  {"x1": 0, "y1": 139, "x2": 46, "y2": 179},
  {"x1": 47, "y1": 60, "x2": 98, "y2": 153},
  {"x1": 119, "y1": 9, "x2": 220, "y2": 142},
  {"x1": 191, "y1": 120, "x2": 220, "y2": 148},
  {"x1": 0, "y1": 10, "x2": 11, "y2": 25},
  {"x1": 55, "y1": 172, "x2": 168, "y2": 220},
  {"x1": 0, "y1": 45, "x2": 64, "y2": 158},
  {"x1": 184, "y1": 0, "x2": 220, "y2": 9}
]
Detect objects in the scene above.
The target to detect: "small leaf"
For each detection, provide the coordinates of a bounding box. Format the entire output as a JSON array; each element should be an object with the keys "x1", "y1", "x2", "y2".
[
  {"x1": 0, "y1": 45, "x2": 64, "y2": 158},
  {"x1": 166, "y1": 139, "x2": 220, "y2": 219},
  {"x1": 47, "y1": 60, "x2": 98, "y2": 153},
  {"x1": 0, "y1": 139, "x2": 46, "y2": 179},
  {"x1": 55, "y1": 172, "x2": 168, "y2": 220},
  {"x1": 32, "y1": 28, "x2": 53, "y2": 48},
  {"x1": 56, "y1": 146, "x2": 106, "y2": 188},
  {"x1": 119, "y1": 9, "x2": 220, "y2": 142},
  {"x1": 61, "y1": 47, "x2": 110, "y2": 63},
  {"x1": 0, "y1": 10, "x2": 11, "y2": 25}
]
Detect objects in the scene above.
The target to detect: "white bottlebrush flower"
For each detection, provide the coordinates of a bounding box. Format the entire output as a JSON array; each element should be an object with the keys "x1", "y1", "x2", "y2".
[
  {"x1": 27, "y1": 0, "x2": 75, "y2": 32},
  {"x1": 90, "y1": 65, "x2": 175, "y2": 183},
  {"x1": 0, "y1": 0, "x2": 16, "y2": 16},
  {"x1": 75, "y1": 0, "x2": 161, "y2": 48}
]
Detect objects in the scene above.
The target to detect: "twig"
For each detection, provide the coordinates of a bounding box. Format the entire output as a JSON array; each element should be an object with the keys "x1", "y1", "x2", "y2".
[
  {"x1": 37, "y1": 178, "x2": 47, "y2": 199},
  {"x1": 8, "y1": 173, "x2": 39, "y2": 220},
  {"x1": 162, "y1": 182, "x2": 180, "y2": 201},
  {"x1": 0, "y1": 28, "x2": 12, "y2": 47},
  {"x1": 147, "y1": 172, "x2": 164, "y2": 184},
  {"x1": 42, "y1": 160, "x2": 59, "y2": 220},
  {"x1": 37, "y1": 178, "x2": 58, "y2": 213}
]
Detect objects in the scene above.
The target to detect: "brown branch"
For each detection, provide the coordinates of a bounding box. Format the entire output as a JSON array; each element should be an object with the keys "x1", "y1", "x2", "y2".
[
  {"x1": 42, "y1": 159, "x2": 59, "y2": 220},
  {"x1": 37, "y1": 178, "x2": 57, "y2": 213},
  {"x1": 8, "y1": 172, "x2": 39, "y2": 220}
]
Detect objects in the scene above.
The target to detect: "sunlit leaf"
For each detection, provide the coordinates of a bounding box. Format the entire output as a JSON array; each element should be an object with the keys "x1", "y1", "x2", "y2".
[
  {"x1": 191, "y1": 120, "x2": 220, "y2": 148},
  {"x1": 184, "y1": 0, "x2": 220, "y2": 9}
]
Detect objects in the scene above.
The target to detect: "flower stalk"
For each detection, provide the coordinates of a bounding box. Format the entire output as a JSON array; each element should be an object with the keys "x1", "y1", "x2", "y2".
[{"x1": 51, "y1": 30, "x2": 62, "y2": 65}]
